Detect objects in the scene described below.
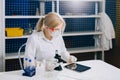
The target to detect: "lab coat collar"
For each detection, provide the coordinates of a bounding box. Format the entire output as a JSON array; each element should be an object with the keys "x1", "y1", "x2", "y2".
[{"x1": 39, "y1": 31, "x2": 54, "y2": 43}]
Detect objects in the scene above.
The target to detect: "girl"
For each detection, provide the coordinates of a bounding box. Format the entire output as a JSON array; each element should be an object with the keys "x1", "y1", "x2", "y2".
[{"x1": 24, "y1": 12, "x2": 77, "y2": 71}]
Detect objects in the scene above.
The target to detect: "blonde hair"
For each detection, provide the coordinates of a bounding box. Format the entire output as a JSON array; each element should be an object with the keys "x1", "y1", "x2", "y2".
[{"x1": 36, "y1": 12, "x2": 66, "y2": 33}]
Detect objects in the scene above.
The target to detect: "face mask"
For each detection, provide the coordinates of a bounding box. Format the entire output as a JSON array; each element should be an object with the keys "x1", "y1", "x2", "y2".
[{"x1": 51, "y1": 30, "x2": 61, "y2": 37}]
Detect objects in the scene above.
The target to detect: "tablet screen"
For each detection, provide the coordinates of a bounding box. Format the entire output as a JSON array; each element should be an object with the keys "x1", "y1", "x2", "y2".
[{"x1": 64, "y1": 63, "x2": 91, "y2": 72}]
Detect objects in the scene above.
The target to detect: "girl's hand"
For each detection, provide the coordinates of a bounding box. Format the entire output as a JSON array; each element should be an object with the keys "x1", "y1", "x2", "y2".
[{"x1": 68, "y1": 56, "x2": 77, "y2": 64}]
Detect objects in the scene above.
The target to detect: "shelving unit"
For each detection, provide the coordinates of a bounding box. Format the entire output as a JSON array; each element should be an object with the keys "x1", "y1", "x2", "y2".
[{"x1": 1, "y1": 0, "x2": 105, "y2": 71}]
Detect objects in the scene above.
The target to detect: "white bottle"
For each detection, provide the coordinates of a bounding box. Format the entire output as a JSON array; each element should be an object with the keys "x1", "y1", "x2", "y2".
[
  {"x1": 36, "y1": 8, "x2": 39, "y2": 16},
  {"x1": 40, "y1": 1, "x2": 45, "y2": 15}
]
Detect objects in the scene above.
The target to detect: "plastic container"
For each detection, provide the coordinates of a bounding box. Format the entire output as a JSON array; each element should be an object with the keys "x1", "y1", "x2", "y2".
[{"x1": 5, "y1": 27, "x2": 24, "y2": 37}]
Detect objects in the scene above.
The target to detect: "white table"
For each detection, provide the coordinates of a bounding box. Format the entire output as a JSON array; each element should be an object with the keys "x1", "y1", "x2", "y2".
[{"x1": 0, "y1": 60, "x2": 120, "y2": 80}]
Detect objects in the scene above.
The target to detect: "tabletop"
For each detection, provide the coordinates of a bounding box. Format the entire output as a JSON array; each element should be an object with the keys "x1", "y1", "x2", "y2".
[{"x1": 0, "y1": 60, "x2": 120, "y2": 80}]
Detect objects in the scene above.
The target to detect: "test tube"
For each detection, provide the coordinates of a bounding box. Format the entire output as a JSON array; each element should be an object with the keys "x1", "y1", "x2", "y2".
[
  {"x1": 34, "y1": 57, "x2": 37, "y2": 67},
  {"x1": 28, "y1": 59, "x2": 33, "y2": 70},
  {"x1": 24, "y1": 58, "x2": 28, "y2": 69}
]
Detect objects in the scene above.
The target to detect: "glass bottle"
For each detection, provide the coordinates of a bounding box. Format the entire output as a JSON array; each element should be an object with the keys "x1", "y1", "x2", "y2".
[{"x1": 28, "y1": 23, "x2": 33, "y2": 35}]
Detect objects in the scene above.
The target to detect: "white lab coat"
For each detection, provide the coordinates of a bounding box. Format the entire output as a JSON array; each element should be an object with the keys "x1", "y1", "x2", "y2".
[
  {"x1": 95, "y1": 12, "x2": 115, "y2": 50},
  {"x1": 24, "y1": 31, "x2": 70, "y2": 68}
]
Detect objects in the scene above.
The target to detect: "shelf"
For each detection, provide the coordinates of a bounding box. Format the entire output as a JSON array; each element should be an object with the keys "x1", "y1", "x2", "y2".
[
  {"x1": 5, "y1": 15, "x2": 101, "y2": 19},
  {"x1": 5, "y1": 46, "x2": 102, "y2": 59},
  {"x1": 5, "y1": 16, "x2": 45, "y2": 19},
  {"x1": 5, "y1": 31, "x2": 102, "y2": 39},
  {"x1": 68, "y1": 46, "x2": 103, "y2": 54},
  {"x1": 62, "y1": 15, "x2": 101, "y2": 18},
  {"x1": 5, "y1": 35, "x2": 29, "y2": 39},
  {"x1": 56, "y1": 0, "x2": 103, "y2": 2},
  {"x1": 5, "y1": 52, "x2": 24, "y2": 59},
  {"x1": 63, "y1": 31, "x2": 102, "y2": 36}
]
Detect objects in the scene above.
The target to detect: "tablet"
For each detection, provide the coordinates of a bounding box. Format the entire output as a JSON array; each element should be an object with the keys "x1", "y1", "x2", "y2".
[{"x1": 64, "y1": 63, "x2": 91, "y2": 72}]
